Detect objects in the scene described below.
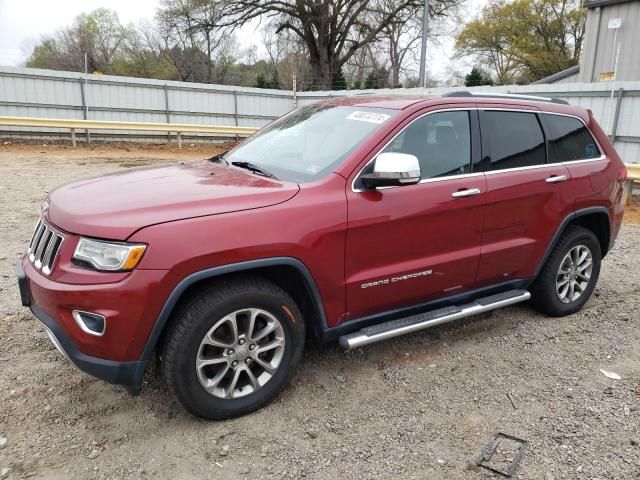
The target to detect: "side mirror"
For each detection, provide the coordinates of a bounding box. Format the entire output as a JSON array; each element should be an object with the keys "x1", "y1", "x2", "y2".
[{"x1": 360, "y1": 152, "x2": 421, "y2": 189}]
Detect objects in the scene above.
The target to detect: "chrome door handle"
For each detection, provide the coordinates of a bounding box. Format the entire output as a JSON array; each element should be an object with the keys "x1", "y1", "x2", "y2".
[
  {"x1": 451, "y1": 188, "x2": 481, "y2": 198},
  {"x1": 545, "y1": 175, "x2": 568, "y2": 183}
]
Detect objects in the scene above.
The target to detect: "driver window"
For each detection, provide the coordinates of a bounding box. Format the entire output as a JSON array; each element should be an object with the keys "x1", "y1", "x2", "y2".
[{"x1": 382, "y1": 111, "x2": 472, "y2": 179}]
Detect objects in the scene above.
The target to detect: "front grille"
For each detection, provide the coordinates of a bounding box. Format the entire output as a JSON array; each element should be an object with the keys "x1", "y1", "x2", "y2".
[{"x1": 27, "y1": 219, "x2": 64, "y2": 275}]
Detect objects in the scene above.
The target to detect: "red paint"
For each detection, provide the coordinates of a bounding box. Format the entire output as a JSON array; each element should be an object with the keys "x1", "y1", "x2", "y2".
[{"x1": 22, "y1": 96, "x2": 625, "y2": 365}]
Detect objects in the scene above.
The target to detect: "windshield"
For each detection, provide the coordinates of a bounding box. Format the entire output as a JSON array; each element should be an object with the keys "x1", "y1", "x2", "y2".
[{"x1": 222, "y1": 104, "x2": 398, "y2": 183}]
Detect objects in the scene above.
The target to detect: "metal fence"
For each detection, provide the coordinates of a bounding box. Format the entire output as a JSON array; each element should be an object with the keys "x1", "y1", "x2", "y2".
[
  {"x1": 0, "y1": 66, "x2": 299, "y2": 142},
  {"x1": 0, "y1": 66, "x2": 638, "y2": 163}
]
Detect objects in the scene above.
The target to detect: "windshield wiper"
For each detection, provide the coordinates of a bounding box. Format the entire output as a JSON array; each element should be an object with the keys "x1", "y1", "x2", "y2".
[{"x1": 231, "y1": 161, "x2": 277, "y2": 179}]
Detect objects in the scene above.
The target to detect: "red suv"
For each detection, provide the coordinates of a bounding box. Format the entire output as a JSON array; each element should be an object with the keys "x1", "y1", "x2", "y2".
[{"x1": 17, "y1": 92, "x2": 627, "y2": 419}]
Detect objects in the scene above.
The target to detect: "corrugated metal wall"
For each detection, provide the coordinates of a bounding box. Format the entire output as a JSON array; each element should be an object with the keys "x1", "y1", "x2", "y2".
[
  {"x1": 579, "y1": 2, "x2": 640, "y2": 83},
  {"x1": 0, "y1": 66, "x2": 638, "y2": 162},
  {"x1": 0, "y1": 66, "x2": 294, "y2": 140}
]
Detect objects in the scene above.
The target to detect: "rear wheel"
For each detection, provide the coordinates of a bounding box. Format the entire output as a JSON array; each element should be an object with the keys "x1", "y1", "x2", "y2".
[
  {"x1": 162, "y1": 276, "x2": 305, "y2": 419},
  {"x1": 530, "y1": 226, "x2": 601, "y2": 317}
]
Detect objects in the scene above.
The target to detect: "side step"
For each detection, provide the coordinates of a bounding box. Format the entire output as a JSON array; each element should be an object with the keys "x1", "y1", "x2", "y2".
[{"x1": 339, "y1": 289, "x2": 531, "y2": 349}]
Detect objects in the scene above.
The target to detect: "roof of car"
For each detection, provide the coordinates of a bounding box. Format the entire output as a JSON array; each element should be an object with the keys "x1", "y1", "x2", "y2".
[
  {"x1": 317, "y1": 96, "x2": 435, "y2": 110},
  {"x1": 317, "y1": 92, "x2": 581, "y2": 115}
]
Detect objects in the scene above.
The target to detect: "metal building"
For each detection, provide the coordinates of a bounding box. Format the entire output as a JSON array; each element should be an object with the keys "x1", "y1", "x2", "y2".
[{"x1": 536, "y1": 0, "x2": 640, "y2": 84}]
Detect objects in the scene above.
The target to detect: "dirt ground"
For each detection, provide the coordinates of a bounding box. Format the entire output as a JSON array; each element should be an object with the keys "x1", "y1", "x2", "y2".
[{"x1": 0, "y1": 143, "x2": 639, "y2": 480}]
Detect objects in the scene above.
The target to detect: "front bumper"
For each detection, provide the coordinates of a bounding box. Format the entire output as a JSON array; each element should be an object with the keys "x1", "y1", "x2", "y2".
[{"x1": 16, "y1": 259, "x2": 173, "y2": 393}]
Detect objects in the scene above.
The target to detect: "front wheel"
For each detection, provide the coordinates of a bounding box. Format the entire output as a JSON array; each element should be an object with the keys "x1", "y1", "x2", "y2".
[
  {"x1": 162, "y1": 276, "x2": 305, "y2": 419},
  {"x1": 530, "y1": 226, "x2": 601, "y2": 317}
]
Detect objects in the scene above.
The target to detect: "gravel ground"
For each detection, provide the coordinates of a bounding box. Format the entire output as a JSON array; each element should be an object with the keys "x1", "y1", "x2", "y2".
[{"x1": 0, "y1": 143, "x2": 639, "y2": 480}]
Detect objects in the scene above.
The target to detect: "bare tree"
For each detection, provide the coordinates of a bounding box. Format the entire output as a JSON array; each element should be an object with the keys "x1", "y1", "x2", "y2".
[
  {"x1": 159, "y1": 0, "x2": 237, "y2": 83},
  {"x1": 220, "y1": 0, "x2": 462, "y2": 90},
  {"x1": 260, "y1": 22, "x2": 312, "y2": 90}
]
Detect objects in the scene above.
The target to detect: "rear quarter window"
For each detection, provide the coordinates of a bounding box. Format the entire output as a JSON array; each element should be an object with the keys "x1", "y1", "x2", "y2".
[{"x1": 544, "y1": 114, "x2": 600, "y2": 162}]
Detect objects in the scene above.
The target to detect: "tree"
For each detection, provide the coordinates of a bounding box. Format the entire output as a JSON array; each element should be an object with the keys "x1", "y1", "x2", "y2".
[
  {"x1": 220, "y1": 0, "x2": 462, "y2": 90},
  {"x1": 26, "y1": 9, "x2": 130, "y2": 73},
  {"x1": 372, "y1": 0, "x2": 461, "y2": 88},
  {"x1": 464, "y1": 66, "x2": 493, "y2": 86},
  {"x1": 112, "y1": 21, "x2": 175, "y2": 79},
  {"x1": 255, "y1": 72, "x2": 271, "y2": 88},
  {"x1": 456, "y1": 0, "x2": 585, "y2": 84},
  {"x1": 332, "y1": 67, "x2": 347, "y2": 90},
  {"x1": 158, "y1": 0, "x2": 238, "y2": 83}
]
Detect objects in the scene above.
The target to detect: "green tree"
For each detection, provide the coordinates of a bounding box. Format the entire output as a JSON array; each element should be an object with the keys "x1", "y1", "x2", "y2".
[
  {"x1": 364, "y1": 72, "x2": 379, "y2": 89},
  {"x1": 464, "y1": 66, "x2": 493, "y2": 86},
  {"x1": 255, "y1": 72, "x2": 273, "y2": 88},
  {"x1": 332, "y1": 68, "x2": 347, "y2": 90},
  {"x1": 456, "y1": 0, "x2": 585, "y2": 84},
  {"x1": 26, "y1": 9, "x2": 130, "y2": 73}
]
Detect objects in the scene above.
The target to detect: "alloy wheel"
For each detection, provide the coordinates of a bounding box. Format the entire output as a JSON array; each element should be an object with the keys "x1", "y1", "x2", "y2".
[
  {"x1": 556, "y1": 244, "x2": 593, "y2": 304},
  {"x1": 195, "y1": 308, "x2": 286, "y2": 399}
]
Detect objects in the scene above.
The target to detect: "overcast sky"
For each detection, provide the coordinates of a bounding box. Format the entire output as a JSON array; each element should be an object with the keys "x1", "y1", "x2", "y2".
[{"x1": 0, "y1": 0, "x2": 485, "y2": 80}]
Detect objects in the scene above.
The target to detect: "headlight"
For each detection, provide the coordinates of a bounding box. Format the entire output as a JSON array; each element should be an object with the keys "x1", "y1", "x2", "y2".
[{"x1": 73, "y1": 238, "x2": 146, "y2": 271}]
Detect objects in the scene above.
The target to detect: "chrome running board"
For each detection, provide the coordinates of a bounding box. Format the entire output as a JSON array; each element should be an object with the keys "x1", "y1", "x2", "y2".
[{"x1": 339, "y1": 289, "x2": 531, "y2": 349}]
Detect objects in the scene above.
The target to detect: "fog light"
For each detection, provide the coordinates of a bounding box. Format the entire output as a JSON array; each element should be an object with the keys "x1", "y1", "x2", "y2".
[{"x1": 72, "y1": 310, "x2": 106, "y2": 336}]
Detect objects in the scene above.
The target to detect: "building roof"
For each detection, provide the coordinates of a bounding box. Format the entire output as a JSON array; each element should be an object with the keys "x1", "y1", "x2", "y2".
[
  {"x1": 532, "y1": 65, "x2": 580, "y2": 85},
  {"x1": 584, "y1": 0, "x2": 636, "y2": 8}
]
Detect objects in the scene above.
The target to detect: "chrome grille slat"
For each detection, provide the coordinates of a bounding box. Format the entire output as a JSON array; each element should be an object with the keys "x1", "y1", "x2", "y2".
[
  {"x1": 34, "y1": 231, "x2": 53, "y2": 269},
  {"x1": 28, "y1": 220, "x2": 43, "y2": 252},
  {"x1": 28, "y1": 222, "x2": 46, "y2": 261},
  {"x1": 42, "y1": 235, "x2": 62, "y2": 275},
  {"x1": 27, "y1": 218, "x2": 64, "y2": 275}
]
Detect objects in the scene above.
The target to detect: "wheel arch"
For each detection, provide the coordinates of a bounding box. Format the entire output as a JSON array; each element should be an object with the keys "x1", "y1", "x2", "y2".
[
  {"x1": 533, "y1": 206, "x2": 611, "y2": 280},
  {"x1": 141, "y1": 257, "x2": 328, "y2": 363}
]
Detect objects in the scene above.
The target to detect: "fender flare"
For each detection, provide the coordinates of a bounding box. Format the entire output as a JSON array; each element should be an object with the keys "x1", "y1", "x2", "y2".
[
  {"x1": 532, "y1": 206, "x2": 611, "y2": 279},
  {"x1": 139, "y1": 256, "x2": 328, "y2": 363}
]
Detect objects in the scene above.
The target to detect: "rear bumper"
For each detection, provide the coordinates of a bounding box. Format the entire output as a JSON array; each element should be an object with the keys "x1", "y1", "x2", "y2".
[{"x1": 16, "y1": 259, "x2": 166, "y2": 393}]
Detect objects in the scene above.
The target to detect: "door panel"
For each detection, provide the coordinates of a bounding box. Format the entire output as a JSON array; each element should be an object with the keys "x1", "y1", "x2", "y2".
[
  {"x1": 478, "y1": 166, "x2": 573, "y2": 283},
  {"x1": 345, "y1": 177, "x2": 487, "y2": 319}
]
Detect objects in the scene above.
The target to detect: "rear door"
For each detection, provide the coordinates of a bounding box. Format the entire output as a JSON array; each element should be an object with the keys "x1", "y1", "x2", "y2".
[{"x1": 477, "y1": 107, "x2": 574, "y2": 284}]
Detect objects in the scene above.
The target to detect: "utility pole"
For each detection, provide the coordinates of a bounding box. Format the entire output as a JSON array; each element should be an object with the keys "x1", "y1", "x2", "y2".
[
  {"x1": 292, "y1": 72, "x2": 297, "y2": 108},
  {"x1": 84, "y1": 52, "x2": 91, "y2": 144},
  {"x1": 418, "y1": 0, "x2": 430, "y2": 88}
]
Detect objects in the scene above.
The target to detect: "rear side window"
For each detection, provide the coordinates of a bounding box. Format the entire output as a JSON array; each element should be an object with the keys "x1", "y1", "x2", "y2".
[
  {"x1": 481, "y1": 111, "x2": 546, "y2": 171},
  {"x1": 382, "y1": 111, "x2": 471, "y2": 179},
  {"x1": 545, "y1": 114, "x2": 600, "y2": 162}
]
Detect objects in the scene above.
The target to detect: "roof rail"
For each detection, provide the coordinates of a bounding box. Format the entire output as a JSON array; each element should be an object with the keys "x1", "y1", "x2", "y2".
[{"x1": 442, "y1": 91, "x2": 569, "y2": 105}]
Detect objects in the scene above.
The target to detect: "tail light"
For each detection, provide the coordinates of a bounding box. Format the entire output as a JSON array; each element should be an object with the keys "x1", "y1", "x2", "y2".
[{"x1": 618, "y1": 166, "x2": 627, "y2": 182}]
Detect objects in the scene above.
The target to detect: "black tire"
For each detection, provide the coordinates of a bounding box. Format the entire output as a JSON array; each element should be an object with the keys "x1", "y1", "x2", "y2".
[
  {"x1": 162, "y1": 276, "x2": 305, "y2": 420},
  {"x1": 530, "y1": 225, "x2": 601, "y2": 317}
]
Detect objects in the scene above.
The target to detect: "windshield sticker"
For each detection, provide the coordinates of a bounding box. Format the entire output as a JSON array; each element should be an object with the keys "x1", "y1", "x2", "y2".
[
  {"x1": 585, "y1": 144, "x2": 596, "y2": 157},
  {"x1": 306, "y1": 165, "x2": 321, "y2": 173},
  {"x1": 346, "y1": 111, "x2": 390, "y2": 124}
]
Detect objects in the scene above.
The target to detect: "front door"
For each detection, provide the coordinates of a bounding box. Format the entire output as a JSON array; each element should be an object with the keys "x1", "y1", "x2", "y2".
[{"x1": 344, "y1": 109, "x2": 486, "y2": 320}]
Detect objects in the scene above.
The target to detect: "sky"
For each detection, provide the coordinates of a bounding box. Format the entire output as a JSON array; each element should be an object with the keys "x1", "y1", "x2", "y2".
[{"x1": 0, "y1": 0, "x2": 486, "y2": 81}]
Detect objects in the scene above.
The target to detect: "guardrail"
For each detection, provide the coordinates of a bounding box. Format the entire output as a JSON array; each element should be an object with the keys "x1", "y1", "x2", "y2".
[
  {"x1": 625, "y1": 163, "x2": 640, "y2": 205},
  {"x1": 0, "y1": 116, "x2": 259, "y2": 148}
]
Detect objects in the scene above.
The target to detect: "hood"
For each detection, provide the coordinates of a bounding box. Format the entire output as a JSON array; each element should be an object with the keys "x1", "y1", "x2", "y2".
[{"x1": 47, "y1": 160, "x2": 300, "y2": 239}]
